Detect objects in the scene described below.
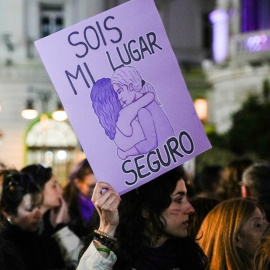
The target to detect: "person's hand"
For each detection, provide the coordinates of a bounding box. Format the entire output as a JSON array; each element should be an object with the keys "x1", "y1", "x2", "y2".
[
  {"x1": 50, "y1": 196, "x2": 70, "y2": 227},
  {"x1": 92, "y1": 182, "x2": 121, "y2": 236}
]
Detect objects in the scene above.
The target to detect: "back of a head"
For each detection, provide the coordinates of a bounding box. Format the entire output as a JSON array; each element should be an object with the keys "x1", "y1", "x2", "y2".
[
  {"x1": 242, "y1": 163, "x2": 270, "y2": 198},
  {"x1": 0, "y1": 170, "x2": 41, "y2": 218},
  {"x1": 64, "y1": 158, "x2": 94, "y2": 203},
  {"x1": 21, "y1": 164, "x2": 52, "y2": 190},
  {"x1": 226, "y1": 158, "x2": 253, "y2": 184},
  {"x1": 199, "y1": 165, "x2": 223, "y2": 192},
  {"x1": 197, "y1": 198, "x2": 256, "y2": 269},
  {"x1": 188, "y1": 197, "x2": 220, "y2": 239},
  {"x1": 69, "y1": 158, "x2": 93, "y2": 183},
  {"x1": 220, "y1": 158, "x2": 253, "y2": 199},
  {"x1": 229, "y1": 158, "x2": 253, "y2": 174}
]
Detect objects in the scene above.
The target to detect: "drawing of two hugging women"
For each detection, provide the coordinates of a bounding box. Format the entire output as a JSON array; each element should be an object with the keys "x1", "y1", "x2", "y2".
[{"x1": 90, "y1": 66, "x2": 174, "y2": 160}]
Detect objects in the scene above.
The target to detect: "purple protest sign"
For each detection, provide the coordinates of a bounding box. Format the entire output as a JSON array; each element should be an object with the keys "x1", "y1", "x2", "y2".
[{"x1": 35, "y1": 0, "x2": 211, "y2": 194}]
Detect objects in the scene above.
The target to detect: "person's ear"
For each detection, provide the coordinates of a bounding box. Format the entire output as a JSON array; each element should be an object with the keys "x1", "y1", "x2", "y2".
[
  {"x1": 241, "y1": 184, "x2": 248, "y2": 198},
  {"x1": 235, "y1": 234, "x2": 244, "y2": 249}
]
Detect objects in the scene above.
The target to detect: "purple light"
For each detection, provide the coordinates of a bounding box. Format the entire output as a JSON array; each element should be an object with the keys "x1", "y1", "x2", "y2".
[
  {"x1": 244, "y1": 34, "x2": 270, "y2": 53},
  {"x1": 209, "y1": 9, "x2": 229, "y2": 63}
]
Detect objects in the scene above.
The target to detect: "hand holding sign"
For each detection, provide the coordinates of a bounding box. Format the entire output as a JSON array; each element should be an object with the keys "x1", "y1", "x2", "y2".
[{"x1": 92, "y1": 182, "x2": 120, "y2": 236}]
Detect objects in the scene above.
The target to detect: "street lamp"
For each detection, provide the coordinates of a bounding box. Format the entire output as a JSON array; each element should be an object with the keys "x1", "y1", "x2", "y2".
[
  {"x1": 51, "y1": 101, "x2": 68, "y2": 121},
  {"x1": 194, "y1": 98, "x2": 208, "y2": 122},
  {"x1": 21, "y1": 87, "x2": 67, "y2": 121},
  {"x1": 21, "y1": 99, "x2": 38, "y2": 120}
]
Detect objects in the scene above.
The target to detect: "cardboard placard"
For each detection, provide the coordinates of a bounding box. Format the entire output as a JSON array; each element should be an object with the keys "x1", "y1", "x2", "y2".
[{"x1": 35, "y1": 0, "x2": 211, "y2": 194}]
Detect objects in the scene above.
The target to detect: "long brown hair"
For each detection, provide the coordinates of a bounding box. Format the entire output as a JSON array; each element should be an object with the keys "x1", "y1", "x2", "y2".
[
  {"x1": 197, "y1": 198, "x2": 257, "y2": 270},
  {"x1": 253, "y1": 225, "x2": 270, "y2": 270}
]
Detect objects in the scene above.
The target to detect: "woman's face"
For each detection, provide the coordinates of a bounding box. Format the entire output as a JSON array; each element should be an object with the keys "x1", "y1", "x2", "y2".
[
  {"x1": 237, "y1": 207, "x2": 268, "y2": 256},
  {"x1": 10, "y1": 193, "x2": 43, "y2": 232},
  {"x1": 42, "y1": 174, "x2": 62, "y2": 209},
  {"x1": 76, "y1": 173, "x2": 97, "y2": 199},
  {"x1": 113, "y1": 83, "x2": 136, "y2": 107},
  {"x1": 158, "y1": 179, "x2": 195, "y2": 244}
]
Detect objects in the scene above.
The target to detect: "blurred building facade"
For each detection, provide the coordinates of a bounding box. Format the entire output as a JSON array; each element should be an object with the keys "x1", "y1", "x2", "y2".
[
  {"x1": 206, "y1": 0, "x2": 270, "y2": 133},
  {"x1": 0, "y1": 0, "x2": 214, "y2": 183}
]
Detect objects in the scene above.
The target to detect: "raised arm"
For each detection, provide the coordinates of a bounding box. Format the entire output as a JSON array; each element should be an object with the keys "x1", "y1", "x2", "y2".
[
  {"x1": 93, "y1": 182, "x2": 121, "y2": 237},
  {"x1": 117, "y1": 92, "x2": 154, "y2": 136},
  {"x1": 77, "y1": 182, "x2": 120, "y2": 270}
]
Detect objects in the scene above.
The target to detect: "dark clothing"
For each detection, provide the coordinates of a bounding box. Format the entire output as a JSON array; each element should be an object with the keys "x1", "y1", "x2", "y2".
[
  {"x1": 0, "y1": 224, "x2": 68, "y2": 270},
  {"x1": 68, "y1": 192, "x2": 95, "y2": 238},
  {"x1": 131, "y1": 238, "x2": 207, "y2": 270},
  {"x1": 40, "y1": 210, "x2": 66, "y2": 237},
  {"x1": 38, "y1": 211, "x2": 78, "y2": 269},
  {"x1": 63, "y1": 182, "x2": 96, "y2": 239},
  {"x1": 79, "y1": 193, "x2": 95, "y2": 223},
  {"x1": 134, "y1": 239, "x2": 181, "y2": 270}
]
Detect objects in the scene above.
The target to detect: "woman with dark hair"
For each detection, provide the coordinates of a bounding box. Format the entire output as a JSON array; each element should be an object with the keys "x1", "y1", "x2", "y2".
[
  {"x1": 77, "y1": 167, "x2": 207, "y2": 269},
  {"x1": 63, "y1": 158, "x2": 97, "y2": 238},
  {"x1": 21, "y1": 164, "x2": 80, "y2": 268},
  {"x1": 0, "y1": 169, "x2": 68, "y2": 270}
]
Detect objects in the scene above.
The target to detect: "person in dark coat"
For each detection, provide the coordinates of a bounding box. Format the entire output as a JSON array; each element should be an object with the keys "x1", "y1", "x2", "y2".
[
  {"x1": 77, "y1": 167, "x2": 207, "y2": 270},
  {"x1": 0, "y1": 169, "x2": 70, "y2": 270}
]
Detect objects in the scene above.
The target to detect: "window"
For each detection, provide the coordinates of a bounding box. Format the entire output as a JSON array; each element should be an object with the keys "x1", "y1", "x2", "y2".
[
  {"x1": 26, "y1": 119, "x2": 79, "y2": 186},
  {"x1": 40, "y1": 4, "x2": 64, "y2": 37},
  {"x1": 241, "y1": 0, "x2": 270, "y2": 32}
]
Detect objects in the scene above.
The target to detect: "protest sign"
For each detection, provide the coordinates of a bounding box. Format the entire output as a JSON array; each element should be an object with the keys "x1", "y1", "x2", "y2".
[{"x1": 35, "y1": 0, "x2": 211, "y2": 194}]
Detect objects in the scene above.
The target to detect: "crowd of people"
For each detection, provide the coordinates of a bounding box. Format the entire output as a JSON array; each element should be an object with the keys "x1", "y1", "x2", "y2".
[
  {"x1": 1, "y1": 157, "x2": 270, "y2": 269},
  {"x1": 0, "y1": 158, "x2": 96, "y2": 270}
]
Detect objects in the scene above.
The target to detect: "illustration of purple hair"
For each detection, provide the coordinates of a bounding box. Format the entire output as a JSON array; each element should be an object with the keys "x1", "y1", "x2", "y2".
[{"x1": 90, "y1": 78, "x2": 122, "y2": 140}]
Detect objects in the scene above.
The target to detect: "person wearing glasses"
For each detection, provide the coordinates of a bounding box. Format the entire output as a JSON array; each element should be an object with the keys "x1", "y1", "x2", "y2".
[
  {"x1": 21, "y1": 163, "x2": 80, "y2": 268},
  {"x1": 0, "y1": 169, "x2": 71, "y2": 270}
]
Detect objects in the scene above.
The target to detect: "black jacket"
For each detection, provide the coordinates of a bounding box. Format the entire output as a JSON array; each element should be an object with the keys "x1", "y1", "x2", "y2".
[{"x1": 0, "y1": 223, "x2": 69, "y2": 270}]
